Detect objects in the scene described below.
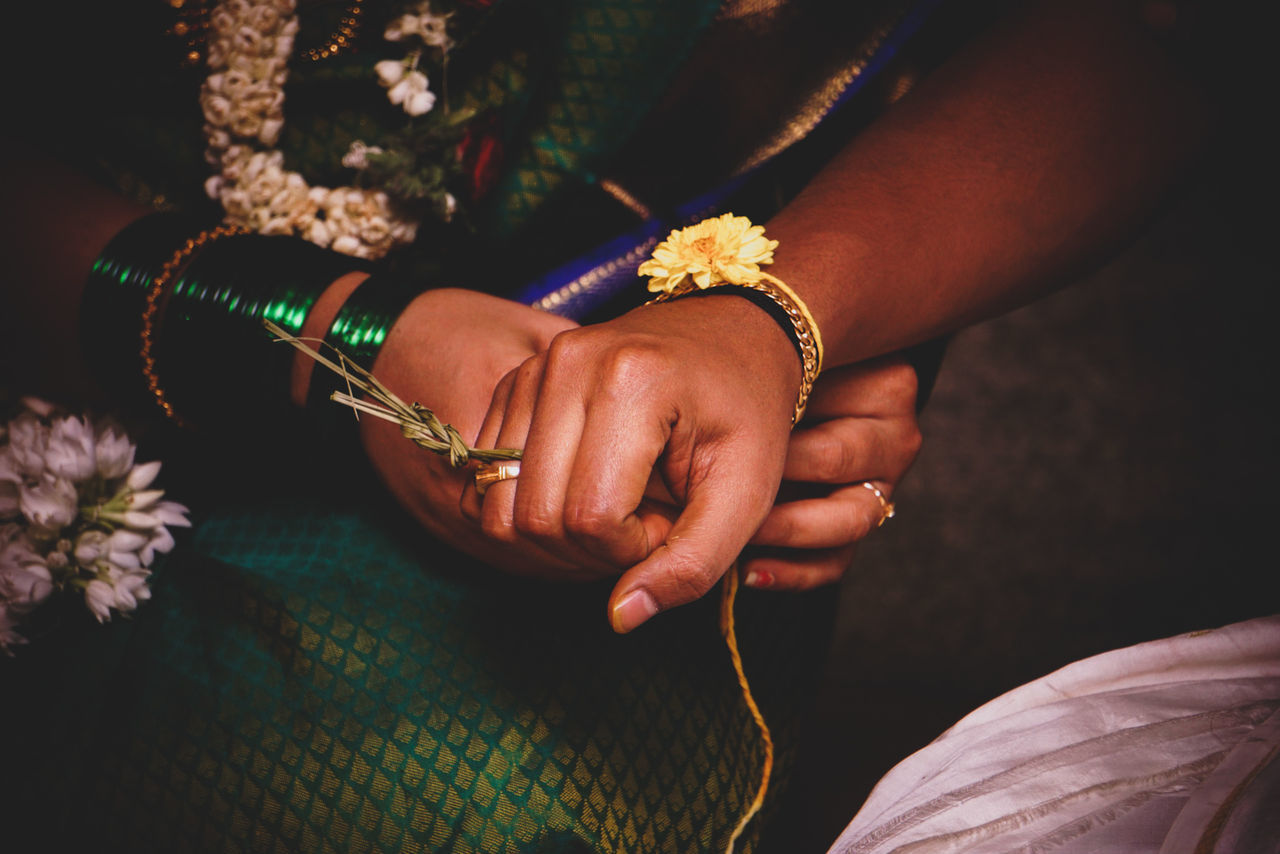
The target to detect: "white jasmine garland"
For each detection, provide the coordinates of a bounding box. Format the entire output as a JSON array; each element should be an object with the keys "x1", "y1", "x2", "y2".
[
  {"x1": 199, "y1": 0, "x2": 460, "y2": 260},
  {"x1": 0, "y1": 400, "x2": 191, "y2": 653}
]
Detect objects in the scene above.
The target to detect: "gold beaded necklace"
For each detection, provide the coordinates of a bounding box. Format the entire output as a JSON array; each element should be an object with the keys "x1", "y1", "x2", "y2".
[{"x1": 165, "y1": 0, "x2": 365, "y2": 68}]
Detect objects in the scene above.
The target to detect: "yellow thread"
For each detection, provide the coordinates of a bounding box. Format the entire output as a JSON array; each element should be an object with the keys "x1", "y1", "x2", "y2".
[{"x1": 719, "y1": 565, "x2": 772, "y2": 854}]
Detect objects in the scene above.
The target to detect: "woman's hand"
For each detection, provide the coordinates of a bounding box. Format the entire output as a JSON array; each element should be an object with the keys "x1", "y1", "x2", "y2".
[
  {"x1": 742, "y1": 356, "x2": 922, "y2": 591},
  {"x1": 350, "y1": 288, "x2": 583, "y2": 575},
  {"x1": 460, "y1": 294, "x2": 802, "y2": 631}
]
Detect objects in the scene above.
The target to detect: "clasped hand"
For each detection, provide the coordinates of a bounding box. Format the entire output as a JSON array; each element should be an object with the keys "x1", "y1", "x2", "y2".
[{"x1": 360, "y1": 290, "x2": 920, "y2": 632}]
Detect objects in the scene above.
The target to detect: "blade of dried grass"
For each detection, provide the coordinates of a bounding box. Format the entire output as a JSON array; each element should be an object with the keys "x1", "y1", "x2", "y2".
[{"x1": 263, "y1": 319, "x2": 521, "y2": 466}]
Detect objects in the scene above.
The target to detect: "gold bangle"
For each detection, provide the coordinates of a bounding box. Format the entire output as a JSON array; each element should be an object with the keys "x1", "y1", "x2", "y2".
[
  {"x1": 139, "y1": 223, "x2": 247, "y2": 426},
  {"x1": 638, "y1": 214, "x2": 823, "y2": 424}
]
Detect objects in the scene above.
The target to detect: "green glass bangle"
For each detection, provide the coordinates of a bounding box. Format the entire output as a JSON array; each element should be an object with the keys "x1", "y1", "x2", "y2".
[
  {"x1": 306, "y1": 272, "x2": 425, "y2": 439},
  {"x1": 81, "y1": 211, "x2": 206, "y2": 407},
  {"x1": 155, "y1": 233, "x2": 372, "y2": 427}
]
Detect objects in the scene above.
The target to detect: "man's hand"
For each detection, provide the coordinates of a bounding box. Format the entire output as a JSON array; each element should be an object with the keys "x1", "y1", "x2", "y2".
[{"x1": 460, "y1": 294, "x2": 801, "y2": 632}]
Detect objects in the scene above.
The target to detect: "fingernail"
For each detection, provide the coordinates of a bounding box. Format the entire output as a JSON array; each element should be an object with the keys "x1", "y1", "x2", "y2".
[
  {"x1": 744, "y1": 569, "x2": 774, "y2": 589},
  {"x1": 611, "y1": 588, "x2": 659, "y2": 633}
]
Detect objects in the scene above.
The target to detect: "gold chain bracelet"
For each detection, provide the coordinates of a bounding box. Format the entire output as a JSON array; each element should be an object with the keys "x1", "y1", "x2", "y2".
[
  {"x1": 648, "y1": 277, "x2": 821, "y2": 423},
  {"x1": 639, "y1": 214, "x2": 824, "y2": 424}
]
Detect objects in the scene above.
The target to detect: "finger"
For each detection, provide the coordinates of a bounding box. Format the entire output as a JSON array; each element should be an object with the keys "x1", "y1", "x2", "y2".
[
  {"x1": 784, "y1": 415, "x2": 920, "y2": 484},
  {"x1": 553, "y1": 371, "x2": 674, "y2": 567},
  {"x1": 607, "y1": 435, "x2": 784, "y2": 633},
  {"x1": 634, "y1": 497, "x2": 678, "y2": 543},
  {"x1": 458, "y1": 366, "x2": 586, "y2": 574},
  {"x1": 750, "y1": 480, "x2": 895, "y2": 549},
  {"x1": 459, "y1": 368, "x2": 517, "y2": 524},
  {"x1": 475, "y1": 357, "x2": 541, "y2": 532},
  {"x1": 802, "y1": 356, "x2": 918, "y2": 421},
  {"x1": 460, "y1": 531, "x2": 601, "y2": 581},
  {"x1": 509, "y1": 361, "x2": 624, "y2": 575},
  {"x1": 740, "y1": 545, "x2": 857, "y2": 591},
  {"x1": 491, "y1": 353, "x2": 619, "y2": 575}
]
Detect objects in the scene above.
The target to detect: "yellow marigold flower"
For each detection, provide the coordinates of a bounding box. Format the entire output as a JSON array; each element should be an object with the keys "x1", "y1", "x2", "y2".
[{"x1": 638, "y1": 213, "x2": 778, "y2": 294}]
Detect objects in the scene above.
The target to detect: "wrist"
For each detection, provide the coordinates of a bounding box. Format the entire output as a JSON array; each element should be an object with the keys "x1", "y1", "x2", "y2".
[
  {"x1": 289, "y1": 270, "x2": 370, "y2": 407},
  {"x1": 294, "y1": 272, "x2": 428, "y2": 444},
  {"x1": 657, "y1": 293, "x2": 804, "y2": 418},
  {"x1": 636, "y1": 214, "x2": 822, "y2": 423}
]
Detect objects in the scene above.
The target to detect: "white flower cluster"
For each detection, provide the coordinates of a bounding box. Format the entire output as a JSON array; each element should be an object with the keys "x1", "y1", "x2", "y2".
[
  {"x1": 375, "y1": 58, "x2": 436, "y2": 118},
  {"x1": 199, "y1": 0, "x2": 419, "y2": 260},
  {"x1": 384, "y1": 2, "x2": 453, "y2": 49},
  {"x1": 0, "y1": 400, "x2": 190, "y2": 653},
  {"x1": 376, "y1": 2, "x2": 453, "y2": 118}
]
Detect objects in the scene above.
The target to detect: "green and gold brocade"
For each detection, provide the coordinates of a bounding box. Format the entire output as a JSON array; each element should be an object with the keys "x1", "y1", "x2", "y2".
[{"x1": 0, "y1": 0, "x2": 937, "y2": 850}]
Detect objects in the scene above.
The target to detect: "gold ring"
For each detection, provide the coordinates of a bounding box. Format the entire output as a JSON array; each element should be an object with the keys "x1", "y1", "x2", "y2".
[
  {"x1": 474, "y1": 460, "x2": 521, "y2": 496},
  {"x1": 860, "y1": 482, "x2": 896, "y2": 527}
]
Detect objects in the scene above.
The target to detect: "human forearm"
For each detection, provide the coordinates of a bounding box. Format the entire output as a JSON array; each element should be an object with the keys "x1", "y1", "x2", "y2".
[
  {"x1": 764, "y1": 0, "x2": 1212, "y2": 366},
  {"x1": 1, "y1": 136, "x2": 153, "y2": 405}
]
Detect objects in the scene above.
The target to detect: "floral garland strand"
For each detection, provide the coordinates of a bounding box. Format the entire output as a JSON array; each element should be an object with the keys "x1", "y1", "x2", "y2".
[
  {"x1": 199, "y1": 0, "x2": 460, "y2": 260},
  {"x1": 0, "y1": 399, "x2": 191, "y2": 653}
]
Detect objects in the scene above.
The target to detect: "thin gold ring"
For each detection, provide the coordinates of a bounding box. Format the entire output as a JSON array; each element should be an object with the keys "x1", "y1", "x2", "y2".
[
  {"x1": 474, "y1": 460, "x2": 521, "y2": 496},
  {"x1": 860, "y1": 481, "x2": 896, "y2": 527}
]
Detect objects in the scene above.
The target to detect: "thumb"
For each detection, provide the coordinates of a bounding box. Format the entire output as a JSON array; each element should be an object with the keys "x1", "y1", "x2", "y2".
[{"x1": 607, "y1": 458, "x2": 779, "y2": 633}]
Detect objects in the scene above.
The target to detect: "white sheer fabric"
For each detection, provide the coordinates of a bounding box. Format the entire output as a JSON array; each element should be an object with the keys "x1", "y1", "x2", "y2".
[{"x1": 827, "y1": 615, "x2": 1280, "y2": 854}]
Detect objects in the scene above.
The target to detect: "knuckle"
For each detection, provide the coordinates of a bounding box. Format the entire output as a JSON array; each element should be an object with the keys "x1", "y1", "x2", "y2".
[
  {"x1": 544, "y1": 331, "x2": 672, "y2": 399},
  {"x1": 563, "y1": 496, "x2": 617, "y2": 543},
  {"x1": 797, "y1": 427, "x2": 862, "y2": 483},
  {"x1": 764, "y1": 511, "x2": 799, "y2": 546},
  {"x1": 512, "y1": 500, "x2": 561, "y2": 540},
  {"x1": 479, "y1": 501, "x2": 519, "y2": 543},
  {"x1": 882, "y1": 362, "x2": 920, "y2": 408},
  {"x1": 817, "y1": 430, "x2": 863, "y2": 482},
  {"x1": 903, "y1": 424, "x2": 924, "y2": 459},
  {"x1": 544, "y1": 330, "x2": 591, "y2": 372},
  {"x1": 565, "y1": 500, "x2": 643, "y2": 565},
  {"x1": 883, "y1": 420, "x2": 923, "y2": 473},
  {"x1": 596, "y1": 340, "x2": 671, "y2": 400},
  {"x1": 603, "y1": 339, "x2": 664, "y2": 378}
]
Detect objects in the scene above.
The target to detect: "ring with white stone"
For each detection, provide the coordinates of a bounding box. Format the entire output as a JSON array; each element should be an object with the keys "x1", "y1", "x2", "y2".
[
  {"x1": 474, "y1": 460, "x2": 521, "y2": 496},
  {"x1": 860, "y1": 482, "x2": 896, "y2": 527}
]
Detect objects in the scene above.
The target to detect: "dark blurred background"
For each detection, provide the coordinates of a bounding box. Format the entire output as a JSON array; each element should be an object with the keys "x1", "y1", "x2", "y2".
[{"x1": 770, "y1": 114, "x2": 1277, "y2": 851}]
